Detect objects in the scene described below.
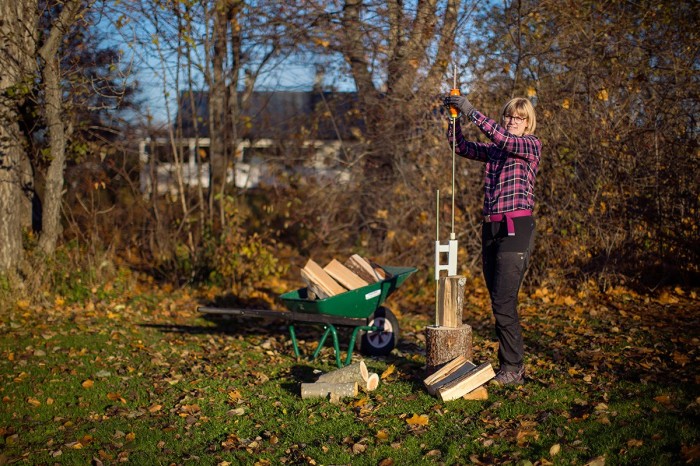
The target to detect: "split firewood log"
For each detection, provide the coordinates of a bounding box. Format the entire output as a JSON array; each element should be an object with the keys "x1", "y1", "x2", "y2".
[
  {"x1": 300, "y1": 259, "x2": 347, "y2": 299},
  {"x1": 344, "y1": 255, "x2": 383, "y2": 283}
]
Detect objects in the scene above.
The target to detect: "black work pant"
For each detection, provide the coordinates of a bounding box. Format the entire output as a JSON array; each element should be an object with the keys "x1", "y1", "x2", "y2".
[{"x1": 482, "y1": 216, "x2": 535, "y2": 372}]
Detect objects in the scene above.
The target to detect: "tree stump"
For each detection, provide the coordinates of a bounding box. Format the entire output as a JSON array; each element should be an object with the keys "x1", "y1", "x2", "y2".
[{"x1": 425, "y1": 324, "x2": 472, "y2": 375}]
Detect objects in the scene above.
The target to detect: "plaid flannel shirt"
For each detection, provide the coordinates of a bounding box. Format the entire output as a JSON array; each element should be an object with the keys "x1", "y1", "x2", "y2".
[{"x1": 447, "y1": 110, "x2": 541, "y2": 216}]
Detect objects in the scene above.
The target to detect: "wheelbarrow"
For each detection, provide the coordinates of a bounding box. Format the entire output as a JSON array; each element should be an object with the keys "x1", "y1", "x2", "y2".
[{"x1": 197, "y1": 266, "x2": 417, "y2": 367}]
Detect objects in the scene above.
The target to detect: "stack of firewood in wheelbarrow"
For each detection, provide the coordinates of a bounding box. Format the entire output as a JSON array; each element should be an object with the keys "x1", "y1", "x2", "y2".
[{"x1": 300, "y1": 254, "x2": 391, "y2": 299}]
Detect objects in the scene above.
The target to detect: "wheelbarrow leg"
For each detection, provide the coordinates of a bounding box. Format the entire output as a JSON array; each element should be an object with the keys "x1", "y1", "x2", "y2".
[
  {"x1": 312, "y1": 324, "x2": 342, "y2": 367},
  {"x1": 288, "y1": 325, "x2": 301, "y2": 358},
  {"x1": 346, "y1": 325, "x2": 380, "y2": 366}
]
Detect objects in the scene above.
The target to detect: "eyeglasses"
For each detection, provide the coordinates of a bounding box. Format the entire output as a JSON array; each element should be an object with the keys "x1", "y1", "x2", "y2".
[{"x1": 504, "y1": 114, "x2": 527, "y2": 123}]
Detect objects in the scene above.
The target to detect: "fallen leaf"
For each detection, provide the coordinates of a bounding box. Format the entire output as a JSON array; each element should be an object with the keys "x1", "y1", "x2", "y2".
[
  {"x1": 82, "y1": 380, "x2": 94, "y2": 389},
  {"x1": 376, "y1": 429, "x2": 389, "y2": 440},
  {"x1": 106, "y1": 393, "x2": 126, "y2": 403},
  {"x1": 405, "y1": 414, "x2": 429, "y2": 426},
  {"x1": 26, "y1": 397, "x2": 41, "y2": 407},
  {"x1": 352, "y1": 443, "x2": 366, "y2": 454},
  {"x1": 584, "y1": 455, "x2": 605, "y2": 466},
  {"x1": 353, "y1": 397, "x2": 369, "y2": 408},
  {"x1": 148, "y1": 404, "x2": 162, "y2": 413},
  {"x1": 381, "y1": 365, "x2": 396, "y2": 380},
  {"x1": 550, "y1": 443, "x2": 561, "y2": 456}
]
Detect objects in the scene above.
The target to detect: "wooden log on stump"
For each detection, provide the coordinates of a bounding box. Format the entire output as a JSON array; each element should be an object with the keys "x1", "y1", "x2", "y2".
[
  {"x1": 424, "y1": 324, "x2": 473, "y2": 375},
  {"x1": 300, "y1": 382, "x2": 358, "y2": 400},
  {"x1": 437, "y1": 276, "x2": 466, "y2": 327}
]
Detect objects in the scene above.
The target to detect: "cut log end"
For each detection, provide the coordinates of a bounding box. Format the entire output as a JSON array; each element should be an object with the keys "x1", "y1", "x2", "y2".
[{"x1": 365, "y1": 373, "x2": 379, "y2": 391}]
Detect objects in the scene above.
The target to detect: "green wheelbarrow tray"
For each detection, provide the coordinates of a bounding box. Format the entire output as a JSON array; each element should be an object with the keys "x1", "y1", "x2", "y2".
[
  {"x1": 279, "y1": 265, "x2": 417, "y2": 367},
  {"x1": 279, "y1": 266, "x2": 417, "y2": 318}
]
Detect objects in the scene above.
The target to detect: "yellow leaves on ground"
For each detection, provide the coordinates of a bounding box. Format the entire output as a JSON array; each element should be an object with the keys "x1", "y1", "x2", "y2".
[
  {"x1": 531, "y1": 287, "x2": 576, "y2": 307},
  {"x1": 148, "y1": 404, "x2": 162, "y2": 413},
  {"x1": 550, "y1": 443, "x2": 561, "y2": 456},
  {"x1": 627, "y1": 438, "x2": 643, "y2": 448},
  {"x1": 376, "y1": 429, "x2": 390, "y2": 441},
  {"x1": 562, "y1": 99, "x2": 570, "y2": 109},
  {"x1": 82, "y1": 379, "x2": 94, "y2": 389},
  {"x1": 380, "y1": 364, "x2": 395, "y2": 380},
  {"x1": 107, "y1": 392, "x2": 127, "y2": 404},
  {"x1": 405, "y1": 414, "x2": 429, "y2": 426},
  {"x1": 228, "y1": 390, "x2": 243, "y2": 403},
  {"x1": 26, "y1": 397, "x2": 41, "y2": 407},
  {"x1": 516, "y1": 420, "x2": 539, "y2": 446},
  {"x1": 673, "y1": 351, "x2": 690, "y2": 366},
  {"x1": 15, "y1": 299, "x2": 31, "y2": 310}
]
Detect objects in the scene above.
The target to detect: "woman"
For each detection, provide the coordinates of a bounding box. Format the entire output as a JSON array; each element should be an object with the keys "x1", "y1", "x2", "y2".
[{"x1": 443, "y1": 94, "x2": 541, "y2": 386}]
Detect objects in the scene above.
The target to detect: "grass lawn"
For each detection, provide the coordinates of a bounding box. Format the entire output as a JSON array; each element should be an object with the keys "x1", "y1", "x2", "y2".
[{"x1": 0, "y1": 281, "x2": 697, "y2": 465}]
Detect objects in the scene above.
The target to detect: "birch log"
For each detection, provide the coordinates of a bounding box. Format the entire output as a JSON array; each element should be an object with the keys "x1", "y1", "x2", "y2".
[
  {"x1": 316, "y1": 361, "x2": 368, "y2": 385},
  {"x1": 300, "y1": 382, "x2": 358, "y2": 399}
]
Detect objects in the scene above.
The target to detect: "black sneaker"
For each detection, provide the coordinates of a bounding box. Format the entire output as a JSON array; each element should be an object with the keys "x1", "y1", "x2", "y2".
[{"x1": 490, "y1": 366, "x2": 525, "y2": 386}]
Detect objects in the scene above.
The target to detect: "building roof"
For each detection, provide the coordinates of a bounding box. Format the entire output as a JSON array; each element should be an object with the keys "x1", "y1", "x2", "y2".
[{"x1": 177, "y1": 90, "x2": 363, "y2": 140}]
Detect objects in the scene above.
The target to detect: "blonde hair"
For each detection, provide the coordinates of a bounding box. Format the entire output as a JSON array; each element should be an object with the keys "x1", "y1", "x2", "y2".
[{"x1": 501, "y1": 98, "x2": 537, "y2": 135}]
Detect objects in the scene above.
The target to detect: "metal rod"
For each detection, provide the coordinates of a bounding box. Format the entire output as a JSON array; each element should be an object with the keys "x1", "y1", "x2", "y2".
[
  {"x1": 435, "y1": 189, "x2": 439, "y2": 326},
  {"x1": 436, "y1": 189, "x2": 440, "y2": 242},
  {"x1": 451, "y1": 64, "x2": 457, "y2": 236}
]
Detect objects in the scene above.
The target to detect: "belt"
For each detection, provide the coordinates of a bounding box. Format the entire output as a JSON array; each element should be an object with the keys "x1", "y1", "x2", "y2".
[{"x1": 485, "y1": 209, "x2": 532, "y2": 236}]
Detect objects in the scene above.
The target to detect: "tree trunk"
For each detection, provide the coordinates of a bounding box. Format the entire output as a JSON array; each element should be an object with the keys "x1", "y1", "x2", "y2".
[
  {"x1": 0, "y1": 0, "x2": 38, "y2": 273},
  {"x1": 208, "y1": 0, "x2": 229, "y2": 223},
  {"x1": 37, "y1": 0, "x2": 84, "y2": 257}
]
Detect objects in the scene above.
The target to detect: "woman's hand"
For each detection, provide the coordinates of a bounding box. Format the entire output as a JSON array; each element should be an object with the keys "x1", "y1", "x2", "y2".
[{"x1": 444, "y1": 94, "x2": 475, "y2": 117}]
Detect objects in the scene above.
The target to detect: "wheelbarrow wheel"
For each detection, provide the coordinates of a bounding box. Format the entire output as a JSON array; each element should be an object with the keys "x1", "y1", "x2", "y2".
[{"x1": 356, "y1": 306, "x2": 400, "y2": 356}]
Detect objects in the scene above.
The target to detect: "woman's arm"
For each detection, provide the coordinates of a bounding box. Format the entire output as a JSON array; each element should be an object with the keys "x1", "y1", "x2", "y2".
[
  {"x1": 468, "y1": 111, "x2": 541, "y2": 162},
  {"x1": 447, "y1": 119, "x2": 489, "y2": 162}
]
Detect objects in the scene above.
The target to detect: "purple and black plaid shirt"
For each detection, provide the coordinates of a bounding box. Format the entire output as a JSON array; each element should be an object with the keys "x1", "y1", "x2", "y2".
[{"x1": 447, "y1": 111, "x2": 541, "y2": 216}]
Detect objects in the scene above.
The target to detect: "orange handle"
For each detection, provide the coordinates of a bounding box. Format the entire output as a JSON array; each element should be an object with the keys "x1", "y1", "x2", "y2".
[{"x1": 449, "y1": 88, "x2": 461, "y2": 118}]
